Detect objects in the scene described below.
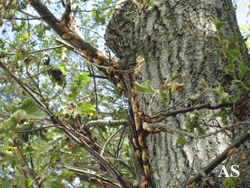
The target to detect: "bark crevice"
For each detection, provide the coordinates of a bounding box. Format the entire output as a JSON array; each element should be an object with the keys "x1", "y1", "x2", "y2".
[{"x1": 105, "y1": 0, "x2": 250, "y2": 187}]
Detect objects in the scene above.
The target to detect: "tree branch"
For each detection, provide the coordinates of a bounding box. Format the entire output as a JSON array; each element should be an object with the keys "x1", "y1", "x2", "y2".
[
  {"x1": 84, "y1": 119, "x2": 129, "y2": 128},
  {"x1": 152, "y1": 102, "x2": 234, "y2": 119},
  {"x1": 100, "y1": 126, "x2": 126, "y2": 157},
  {"x1": 64, "y1": 166, "x2": 123, "y2": 188},
  {"x1": 15, "y1": 125, "x2": 56, "y2": 133},
  {"x1": 28, "y1": 0, "x2": 120, "y2": 72},
  {"x1": 147, "y1": 121, "x2": 250, "y2": 139},
  {"x1": 17, "y1": 9, "x2": 42, "y2": 20},
  {"x1": 14, "y1": 138, "x2": 41, "y2": 188},
  {"x1": 88, "y1": 74, "x2": 109, "y2": 79},
  {"x1": 183, "y1": 130, "x2": 250, "y2": 188},
  {"x1": 0, "y1": 45, "x2": 64, "y2": 57}
]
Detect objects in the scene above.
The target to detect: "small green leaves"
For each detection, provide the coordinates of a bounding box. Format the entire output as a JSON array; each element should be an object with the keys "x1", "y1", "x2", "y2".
[
  {"x1": 238, "y1": 61, "x2": 247, "y2": 80},
  {"x1": 58, "y1": 172, "x2": 73, "y2": 180},
  {"x1": 144, "y1": 0, "x2": 157, "y2": 7},
  {"x1": 212, "y1": 19, "x2": 229, "y2": 32},
  {"x1": 134, "y1": 81, "x2": 160, "y2": 95},
  {"x1": 199, "y1": 82, "x2": 206, "y2": 88},
  {"x1": 67, "y1": 72, "x2": 91, "y2": 101},
  {"x1": 57, "y1": 65, "x2": 67, "y2": 75},
  {"x1": 92, "y1": 9, "x2": 106, "y2": 25},
  {"x1": 160, "y1": 90, "x2": 168, "y2": 102},
  {"x1": 49, "y1": 180, "x2": 63, "y2": 188},
  {"x1": 224, "y1": 177, "x2": 240, "y2": 188},
  {"x1": 185, "y1": 111, "x2": 206, "y2": 135},
  {"x1": 12, "y1": 20, "x2": 26, "y2": 32},
  {"x1": 208, "y1": 21, "x2": 249, "y2": 91},
  {"x1": 25, "y1": 178, "x2": 33, "y2": 188},
  {"x1": 19, "y1": 99, "x2": 46, "y2": 119},
  {"x1": 1, "y1": 99, "x2": 46, "y2": 128},
  {"x1": 228, "y1": 34, "x2": 242, "y2": 43},
  {"x1": 170, "y1": 74, "x2": 180, "y2": 82},
  {"x1": 178, "y1": 135, "x2": 186, "y2": 146},
  {"x1": 78, "y1": 102, "x2": 96, "y2": 115},
  {"x1": 135, "y1": 74, "x2": 185, "y2": 103},
  {"x1": 210, "y1": 84, "x2": 229, "y2": 98}
]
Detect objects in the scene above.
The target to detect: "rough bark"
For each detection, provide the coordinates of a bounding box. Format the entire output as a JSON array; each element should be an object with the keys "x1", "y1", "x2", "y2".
[{"x1": 105, "y1": 0, "x2": 250, "y2": 187}]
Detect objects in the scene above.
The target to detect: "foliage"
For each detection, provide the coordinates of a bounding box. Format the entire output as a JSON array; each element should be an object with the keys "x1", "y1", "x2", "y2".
[
  {"x1": 134, "y1": 81, "x2": 160, "y2": 95},
  {"x1": 135, "y1": 74, "x2": 185, "y2": 102},
  {"x1": 224, "y1": 177, "x2": 240, "y2": 188},
  {"x1": 0, "y1": 0, "x2": 129, "y2": 187}
]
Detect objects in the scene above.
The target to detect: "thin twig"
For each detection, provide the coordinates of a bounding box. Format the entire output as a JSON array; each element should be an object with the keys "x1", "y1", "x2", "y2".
[
  {"x1": 100, "y1": 126, "x2": 127, "y2": 157},
  {"x1": 0, "y1": 45, "x2": 64, "y2": 57},
  {"x1": 84, "y1": 119, "x2": 129, "y2": 128},
  {"x1": 6, "y1": 75, "x2": 24, "y2": 100},
  {"x1": 74, "y1": 2, "x2": 127, "y2": 12},
  {"x1": 14, "y1": 137, "x2": 41, "y2": 188},
  {"x1": 183, "y1": 130, "x2": 250, "y2": 188},
  {"x1": 152, "y1": 102, "x2": 234, "y2": 118},
  {"x1": 147, "y1": 121, "x2": 250, "y2": 139},
  {"x1": 16, "y1": 125, "x2": 56, "y2": 133},
  {"x1": 116, "y1": 126, "x2": 126, "y2": 158},
  {"x1": 78, "y1": 25, "x2": 104, "y2": 38}
]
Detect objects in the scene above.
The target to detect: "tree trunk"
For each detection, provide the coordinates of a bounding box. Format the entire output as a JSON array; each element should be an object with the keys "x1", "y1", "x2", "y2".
[{"x1": 105, "y1": 0, "x2": 250, "y2": 187}]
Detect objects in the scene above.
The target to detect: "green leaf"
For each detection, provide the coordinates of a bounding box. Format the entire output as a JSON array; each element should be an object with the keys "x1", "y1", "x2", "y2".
[
  {"x1": 228, "y1": 34, "x2": 241, "y2": 43},
  {"x1": 3, "y1": 104, "x2": 18, "y2": 114},
  {"x1": 57, "y1": 65, "x2": 67, "y2": 75},
  {"x1": 25, "y1": 178, "x2": 32, "y2": 188},
  {"x1": 11, "y1": 160, "x2": 16, "y2": 168},
  {"x1": 210, "y1": 48, "x2": 219, "y2": 53},
  {"x1": 225, "y1": 64, "x2": 237, "y2": 80},
  {"x1": 1, "y1": 99, "x2": 45, "y2": 128},
  {"x1": 218, "y1": 84, "x2": 229, "y2": 97},
  {"x1": 212, "y1": 19, "x2": 228, "y2": 31},
  {"x1": 243, "y1": 80, "x2": 250, "y2": 88},
  {"x1": 197, "y1": 126, "x2": 206, "y2": 135},
  {"x1": 18, "y1": 99, "x2": 46, "y2": 119},
  {"x1": 238, "y1": 61, "x2": 247, "y2": 80},
  {"x1": 145, "y1": 0, "x2": 157, "y2": 6},
  {"x1": 210, "y1": 84, "x2": 228, "y2": 98},
  {"x1": 58, "y1": 172, "x2": 73, "y2": 180},
  {"x1": 218, "y1": 31, "x2": 224, "y2": 41},
  {"x1": 170, "y1": 74, "x2": 180, "y2": 82},
  {"x1": 3, "y1": 146, "x2": 16, "y2": 152},
  {"x1": 30, "y1": 145, "x2": 38, "y2": 152},
  {"x1": 200, "y1": 82, "x2": 206, "y2": 88},
  {"x1": 12, "y1": 20, "x2": 26, "y2": 32},
  {"x1": 23, "y1": 33, "x2": 29, "y2": 38},
  {"x1": 1, "y1": 110, "x2": 26, "y2": 128},
  {"x1": 227, "y1": 48, "x2": 241, "y2": 58},
  {"x1": 45, "y1": 135, "x2": 53, "y2": 141},
  {"x1": 160, "y1": 90, "x2": 168, "y2": 102},
  {"x1": 134, "y1": 81, "x2": 159, "y2": 94},
  {"x1": 99, "y1": 17, "x2": 106, "y2": 25},
  {"x1": 224, "y1": 177, "x2": 240, "y2": 188},
  {"x1": 178, "y1": 135, "x2": 186, "y2": 146},
  {"x1": 78, "y1": 102, "x2": 96, "y2": 115},
  {"x1": 50, "y1": 180, "x2": 63, "y2": 188},
  {"x1": 67, "y1": 86, "x2": 79, "y2": 101}
]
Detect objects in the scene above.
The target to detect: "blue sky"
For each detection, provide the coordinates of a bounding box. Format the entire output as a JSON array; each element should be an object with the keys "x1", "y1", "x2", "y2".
[{"x1": 235, "y1": 0, "x2": 250, "y2": 30}]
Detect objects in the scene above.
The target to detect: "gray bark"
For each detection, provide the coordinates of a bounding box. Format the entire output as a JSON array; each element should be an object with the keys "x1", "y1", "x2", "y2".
[{"x1": 105, "y1": 0, "x2": 250, "y2": 187}]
